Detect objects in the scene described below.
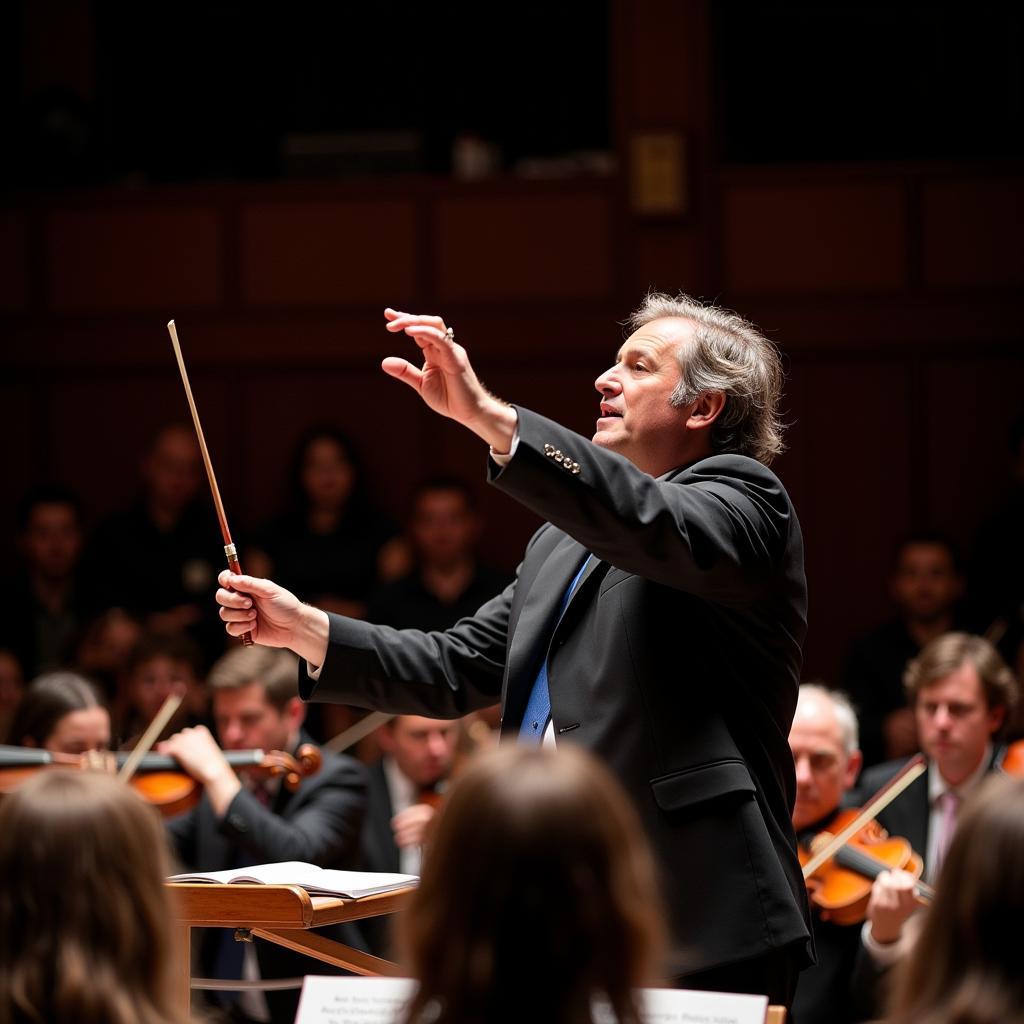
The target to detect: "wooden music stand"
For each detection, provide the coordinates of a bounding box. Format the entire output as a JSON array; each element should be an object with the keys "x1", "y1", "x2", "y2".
[{"x1": 168, "y1": 882, "x2": 415, "y2": 1019}]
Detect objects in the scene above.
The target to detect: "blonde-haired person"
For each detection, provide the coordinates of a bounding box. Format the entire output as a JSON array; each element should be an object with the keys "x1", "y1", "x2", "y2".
[
  {"x1": 882, "y1": 773, "x2": 1024, "y2": 1024},
  {"x1": 0, "y1": 771, "x2": 187, "y2": 1024},
  {"x1": 398, "y1": 745, "x2": 665, "y2": 1024}
]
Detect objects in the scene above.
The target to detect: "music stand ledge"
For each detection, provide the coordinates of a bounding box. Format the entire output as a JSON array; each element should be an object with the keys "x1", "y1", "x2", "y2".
[{"x1": 167, "y1": 882, "x2": 415, "y2": 1018}]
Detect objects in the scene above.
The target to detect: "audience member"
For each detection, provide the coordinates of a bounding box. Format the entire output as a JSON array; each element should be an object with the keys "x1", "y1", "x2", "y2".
[
  {"x1": 84, "y1": 423, "x2": 224, "y2": 660},
  {"x1": 398, "y1": 745, "x2": 665, "y2": 1024},
  {"x1": 0, "y1": 649, "x2": 25, "y2": 743},
  {"x1": 6, "y1": 671, "x2": 111, "y2": 754},
  {"x1": 249, "y1": 425, "x2": 401, "y2": 618},
  {"x1": 159, "y1": 645, "x2": 368, "y2": 1024},
  {"x1": 0, "y1": 484, "x2": 95, "y2": 678},
  {"x1": 789, "y1": 684, "x2": 869, "y2": 1024},
  {"x1": 855, "y1": 632, "x2": 1018, "y2": 883},
  {"x1": 74, "y1": 607, "x2": 143, "y2": 704},
  {"x1": 359, "y1": 714, "x2": 458, "y2": 956},
  {"x1": 368, "y1": 476, "x2": 508, "y2": 632},
  {"x1": 843, "y1": 535, "x2": 967, "y2": 767},
  {"x1": 118, "y1": 631, "x2": 208, "y2": 747},
  {"x1": 882, "y1": 774, "x2": 1024, "y2": 1024},
  {"x1": 0, "y1": 771, "x2": 186, "y2": 1024}
]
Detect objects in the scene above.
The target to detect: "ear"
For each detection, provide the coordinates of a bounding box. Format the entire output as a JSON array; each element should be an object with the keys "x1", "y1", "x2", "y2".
[
  {"x1": 285, "y1": 696, "x2": 306, "y2": 732},
  {"x1": 987, "y1": 704, "x2": 1005, "y2": 737},
  {"x1": 684, "y1": 391, "x2": 726, "y2": 433},
  {"x1": 842, "y1": 749, "x2": 863, "y2": 790}
]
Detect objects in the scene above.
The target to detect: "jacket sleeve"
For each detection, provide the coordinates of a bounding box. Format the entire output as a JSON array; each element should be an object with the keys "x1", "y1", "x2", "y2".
[
  {"x1": 216, "y1": 755, "x2": 368, "y2": 867},
  {"x1": 488, "y1": 406, "x2": 796, "y2": 605},
  {"x1": 297, "y1": 529, "x2": 556, "y2": 716}
]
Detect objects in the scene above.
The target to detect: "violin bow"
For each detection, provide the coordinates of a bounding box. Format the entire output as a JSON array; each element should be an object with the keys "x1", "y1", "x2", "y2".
[
  {"x1": 117, "y1": 691, "x2": 184, "y2": 784},
  {"x1": 167, "y1": 320, "x2": 252, "y2": 646},
  {"x1": 802, "y1": 754, "x2": 928, "y2": 879}
]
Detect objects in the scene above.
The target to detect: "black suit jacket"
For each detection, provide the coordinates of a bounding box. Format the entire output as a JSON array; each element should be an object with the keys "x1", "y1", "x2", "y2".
[
  {"x1": 302, "y1": 407, "x2": 813, "y2": 975},
  {"x1": 166, "y1": 733, "x2": 368, "y2": 1023}
]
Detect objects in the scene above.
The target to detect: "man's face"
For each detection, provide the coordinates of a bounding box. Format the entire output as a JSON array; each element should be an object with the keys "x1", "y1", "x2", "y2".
[
  {"x1": 44, "y1": 706, "x2": 111, "y2": 755},
  {"x1": 915, "y1": 662, "x2": 1003, "y2": 786},
  {"x1": 890, "y1": 543, "x2": 961, "y2": 624},
  {"x1": 380, "y1": 716, "x2": 457, "y2": 788},
  {"x1": 213, "y1": 682, "x2": 296, "y2": 752},
  {"x1": 22, "y1": 503, "x2": 81, "y2": 580},
  {"x1": 144, "y1": 427, "x2": 202, "y2": 512},
  {"x1": 593, "y1": 318, "x2": 695, "y2": 476},
  {"x1": 789, "y1": 693, "x2": 862, "y2": 832},
  {"x1": 411, "y1": 489, "x2": 479, "y2": 569},
  {"x1": 129, "y1": 655, "x2": 196, "y2": 721}
]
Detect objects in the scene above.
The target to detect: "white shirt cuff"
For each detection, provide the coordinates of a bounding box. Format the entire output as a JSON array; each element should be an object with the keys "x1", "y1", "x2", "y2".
[
  {"x1": 860, "y1": 917, "x2": 917, "y2": 967},
  {"x1": 489, "y1": 418, "x2": 520, "y2": 466}
]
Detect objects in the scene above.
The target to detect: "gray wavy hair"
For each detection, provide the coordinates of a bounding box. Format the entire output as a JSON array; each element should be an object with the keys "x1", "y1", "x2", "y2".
[{"x1": 627, "y1": 292, "x2": 786, "y2": 464}]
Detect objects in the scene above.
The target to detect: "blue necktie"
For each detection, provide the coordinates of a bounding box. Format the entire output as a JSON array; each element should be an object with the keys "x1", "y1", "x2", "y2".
[{"x1": 518, "y1": 556, "x2": 590, "y2": 745}]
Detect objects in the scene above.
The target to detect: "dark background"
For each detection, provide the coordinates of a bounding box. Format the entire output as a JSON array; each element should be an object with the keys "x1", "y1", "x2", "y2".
[{"x1": 2, "y1": 0, "x2": 1022, "y2": 682}]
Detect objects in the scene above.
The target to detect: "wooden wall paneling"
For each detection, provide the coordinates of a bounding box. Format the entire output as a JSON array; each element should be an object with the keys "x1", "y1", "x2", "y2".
[
  {"x1": 240, "y1": 200, "x2": 417, "y2": 308},
  {"x1": 46, "y1": 205, "x2": 225, "y2": 314},
  {"x1": 0, "y1": 210, "x2": 31, "y2": 314},
  {"x1": 923, "y1": 177, "x2": 1024, "y2": 289},
  {"x1": 435, "y1": 193, "x2": 613, "y2": 302},
  {"x1": 923, "y1": 355, "x2": 1024, "y2": 549},
  {"x1": 794, "y1": 358, "x2": 915, "y2": 681},
  {"x1": 0, "y1": 380, "x2": 37, "y2": 574},
  {"x1": 723, "y1": 182, "x2": 907, "y2": 293}
]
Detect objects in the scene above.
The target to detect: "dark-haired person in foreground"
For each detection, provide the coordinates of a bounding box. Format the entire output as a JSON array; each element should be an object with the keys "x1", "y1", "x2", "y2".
[
  {"x1": 399, "y1": 745, "x2": 665, "y2": 1024},
  {"x1": 215, "y1": 294, "x2": 813, "y2": 1005}
]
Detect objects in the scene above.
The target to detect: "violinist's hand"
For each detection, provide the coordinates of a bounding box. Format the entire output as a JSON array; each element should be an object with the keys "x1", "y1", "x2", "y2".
[
  {"x1": 391, "y1": 802, "x2": 437, "y2": 850},
  {"x1": 216, "y1": 571, "x2": 330, "y2": 668},
  {"x1": 158, "y1": 725, "x2": 241, "y2": 818},
  {"x1": 866, "y1": 868, "x2": 918, "y2": 944},
  {"x1": 382, "y1": 308, "x2": 517, "y2": 453}
]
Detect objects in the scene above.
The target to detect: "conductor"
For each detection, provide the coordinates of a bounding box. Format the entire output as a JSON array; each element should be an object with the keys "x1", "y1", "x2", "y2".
[{"x1": 216, "y1": 293, "x2": 813, "y2": 1005}]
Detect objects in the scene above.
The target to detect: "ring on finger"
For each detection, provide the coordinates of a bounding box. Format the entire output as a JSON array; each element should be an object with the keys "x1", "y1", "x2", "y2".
[{"x1": 444, "y1": 327, "x2": 455, "y2": 343}]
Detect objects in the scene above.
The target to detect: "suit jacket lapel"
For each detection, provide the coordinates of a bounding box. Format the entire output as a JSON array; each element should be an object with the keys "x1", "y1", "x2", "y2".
[{"x1": 503, "y1": 535, "x2": 590, "y2": 730}]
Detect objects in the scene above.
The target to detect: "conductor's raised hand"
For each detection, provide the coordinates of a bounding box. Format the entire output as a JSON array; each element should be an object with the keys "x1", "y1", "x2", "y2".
[
  {"x1": 217, "y1": 571, "x2": 329, "y2": 668},
  {"x1": 382, "y1": 308, "x2": 517, "y2": 451}
]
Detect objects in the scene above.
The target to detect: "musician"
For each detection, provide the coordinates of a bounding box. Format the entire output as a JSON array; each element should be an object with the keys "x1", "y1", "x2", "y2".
[
  {"x1": 159, "y1": 645, "x2": 368, "y2": 1024},
  {"x1": 790, "y1": 683, "x2": 887, "y2": 1024},
  {"x1": 854, "y1": 632, "x2": 1019, "y2": 883},
  {"x1": 6, "y1": 670, "x2": 111, "y2": 755},
  {"x1": 216, "y1": 293, "x2": 813, "y2": 1004}
]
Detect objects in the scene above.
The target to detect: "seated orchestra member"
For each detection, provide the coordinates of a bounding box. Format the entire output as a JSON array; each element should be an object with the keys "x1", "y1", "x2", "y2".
[
  {"x1": 788, "y1": 684, "x2": 867, "y2": 1024},
  {"x1": 855, "y1": 632, "x2": 1019, "y2": 883},
  {"x1": 6, "y1": 670, "x2": 111, "y2": 754},
  {"x1": 882, "y1": 774, "x2": 1024, "y2": 1024},
  {"x1": 397, "y1": 745, "x2": 665, "y2": 1024},
  {"x1": 158, "y1": 645, "x2": 368, "y2": 1024},
  {"x1": 0, "y1": 771, "x2": 186, "y2": 1024},
  {"x1": 359, "y1": 714, "x2": 459, "y2": 956}
]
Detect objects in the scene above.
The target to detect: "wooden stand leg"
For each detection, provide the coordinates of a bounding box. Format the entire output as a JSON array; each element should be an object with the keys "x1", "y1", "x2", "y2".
[{"x1": 173, "y1": 923, "x2": 192, "y2": 1020}]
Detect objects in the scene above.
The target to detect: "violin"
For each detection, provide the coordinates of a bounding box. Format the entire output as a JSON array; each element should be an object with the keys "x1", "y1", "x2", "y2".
[
  {"x1": 0, "y1": 743, "x2": 322, "y2": 818},
  {"x1": 799, "y1": 810, "x2": 932, "y2": 925},
  {"x1": 1000, "y1": 739, "x2": 1024, "y2": 776}
]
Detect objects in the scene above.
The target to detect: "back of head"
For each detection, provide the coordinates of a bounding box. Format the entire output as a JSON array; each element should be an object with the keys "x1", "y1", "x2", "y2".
[
  {"x1": 628, "y1": 291, "x2": 786, "y2": 465},
  {"x1": 886, "y1": 774, "x2": 1024, "y2": 1024},
  {"x1": 400, "y1": 745, "x2": 664, "y2": 1024},
  {"x1": 0, "y1": 772, "x2": 182, "y2": 1024}
]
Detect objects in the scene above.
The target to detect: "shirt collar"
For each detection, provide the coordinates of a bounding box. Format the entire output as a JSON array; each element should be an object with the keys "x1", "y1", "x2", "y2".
[{"x1": 383, "y1": 755, "x2": 418, "y2": 811}]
